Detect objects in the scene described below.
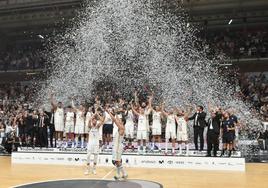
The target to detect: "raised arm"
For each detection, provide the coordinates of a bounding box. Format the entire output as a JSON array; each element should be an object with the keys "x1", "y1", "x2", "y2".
[
  {"x1": 106, "y1": 110, "x2": 124, "y2": 131},
  {"x1": 131, "y1": 103, "x2": 140, "y2": 116},
  {"x1": 134, "y1": 90, "x2": 139, "y2": 106},
  {"x1": 161, "y1": 103, "x2": 168, "y2": 117},
  {"x1": 71, "y1": 99, "x2": 78, "y2": 112},
  {"x1": 50, "y1": 92, "x2": 57, "y2": 110}
]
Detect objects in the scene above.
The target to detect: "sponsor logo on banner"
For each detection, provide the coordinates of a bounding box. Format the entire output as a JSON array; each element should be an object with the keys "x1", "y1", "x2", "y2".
[
  {"x1": 167, "y1": 160, "x2": 173, "y2": 164},
  {"x1": 141, "y1": 160, "x2": 157, "y2": 164},
  {"x1": 158, "y1": 160, "x2": 164, "y2": 164},
  {"x1": 105, "y1": 158, "x2": 109, "y2": 163},
  {"x1": 67, "y1": 158, "x2": 72, "y2": 161},
  {"x1": 57, "y1": 158, "x2": 64, "y2": 161},
  {"x1": 75, "y1": 158, "x2": 79, "y2": 161},
  {"x1": 126, "y1": 159, "x2": 129, "y2": 164}
]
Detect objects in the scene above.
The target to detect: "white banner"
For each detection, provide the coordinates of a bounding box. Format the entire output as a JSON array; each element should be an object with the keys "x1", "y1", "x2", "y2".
[{"x1": 12, "y1": 152, "x2": 245, "y2": 172}]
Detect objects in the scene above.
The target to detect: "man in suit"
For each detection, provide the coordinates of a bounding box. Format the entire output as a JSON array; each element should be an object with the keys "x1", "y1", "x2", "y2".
[
  {"x1": 189, "y1": 106, "x2": 207, "y2": 151},
  {"x1": 206, "y1": 109, "x2": 222, "y2": 157},
  {"x1": 37, "y1": 110, "x2": 49, "y2": 148},
  {"x1": 44, "y1": 109, "x2": 55, "y2": 148}
]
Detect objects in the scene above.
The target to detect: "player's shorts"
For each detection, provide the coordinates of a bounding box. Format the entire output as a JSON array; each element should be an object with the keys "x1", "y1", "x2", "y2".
[
  {"x1": 177, "y1": 131, "x2": 188, "y2": 141},
  {"x1": 65, "y1": 123, "x2": 74, "y2": 133},
  {"x1": 84, "y1": 124, "x2": 89, "y2": 133},
  {"x1": 137, "y1": 130, "x2": 147, "y2": 140},
  {"x1": 125, "y1": 122, "x2": 134, "y2": 138},
  {"x1": 55, "y1": 122, "x2": 64, "y2": 132},
  {"x1": 222, "y1": 133, "x2": 234, "y2": 144},
  {"x1": 103, "y1": 124, "x2": 113, "y2": 134},
  {"x1": 165, "y1": 130, "x2": 176, "y2": 139},
  {"x1": 152, "y1": 123, "x2": 162, "y2": 136},
  {"x1": 74, "y1": 124, "x2": 85, "y2": 134}
]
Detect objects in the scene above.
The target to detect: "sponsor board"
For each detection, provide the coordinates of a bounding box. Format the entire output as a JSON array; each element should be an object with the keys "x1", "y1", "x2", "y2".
[{"x1": 12, "y1": 152, "x2": 245, "y2": 171}]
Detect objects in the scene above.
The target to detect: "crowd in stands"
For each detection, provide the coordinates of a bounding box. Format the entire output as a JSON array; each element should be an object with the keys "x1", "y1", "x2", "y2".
[
  {"x1": 205, "y1": 29, "x2": 268, "y2": 59},
  {"x1": 0, "y1": 45, "x2": 45, "y2": 71}
]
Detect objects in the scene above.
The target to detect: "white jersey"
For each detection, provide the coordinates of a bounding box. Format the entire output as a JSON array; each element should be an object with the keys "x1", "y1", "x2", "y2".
[
  {"x1": 138, "y1": 114, "x2": 147, "y2": 131},
  {"x1": 65, "y1": 112, "x2": 74, "y2": 125},
  {"x1": 152, "y1": 111, "x2": 162, "y2": 135},
  {"x1": 165, "y1": 114, "x2": 176, "y2": 139},
  {"x1": 74, "y1": 110, "x2": 85, "y2": 134},
  {"x1": 54, "y1": 108, "x2": 64, "y2": 132},
  {"x1": 112, "y1": 130, "x2": 124, "y2": 161},
  {"x1": 76, "y1": 110, "x2": 85, "y2": 126},
  {"x1": 87, "y1": 125, "x2": 100, "y2": 154},
  {"x1": 104, "y1": 111, "x2": 113, "y2": 124},
  {"x1": 125, "y1": 110, "x2": 134, "y2": 124},
  {"x1": 176, "y1": 116, "x2": 188, "y2": 141},
  {"x1": 125, "y1": 110, "x2": 134, "y2": 138}
]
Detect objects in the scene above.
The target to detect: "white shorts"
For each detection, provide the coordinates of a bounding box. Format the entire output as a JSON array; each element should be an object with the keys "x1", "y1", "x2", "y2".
[
  {"x1": 165, "y1": 130, "x2": 176, "y2": 139},
  {"x1": 137, "y1": 130, "x2": 147, "y2": 140},
  {"x1": 75, "y1": 124, "x2": 85, "y2": 134},
  {"x1": 152, "y1": 123, "x2": 162, "y2": 136},
  {"x1": 125, "y1": 122, "x2": 134, "y2": 138},
  {"x1": 55, "y1": 122, "x2": 64, "y2": 132},
  {"x1": 65, "y1": 123, "x2": 74, "y2": 133},
  {"x1": 177, "y1": 131, "x2": 188, "y2": 141}
]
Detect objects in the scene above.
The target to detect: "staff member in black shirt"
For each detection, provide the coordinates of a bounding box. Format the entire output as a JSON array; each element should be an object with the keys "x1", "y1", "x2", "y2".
[
  {"x1": 220, "y1": 111, "x2": 235, "y2": 157},
  {"x1": 37, "y1": 110, "x2": 49, "y2": 148}
]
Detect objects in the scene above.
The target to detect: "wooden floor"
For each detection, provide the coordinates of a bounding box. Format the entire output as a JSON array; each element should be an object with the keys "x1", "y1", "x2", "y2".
[{"x1": 1, "y1": 156, "x2": 268, "y2": 188}]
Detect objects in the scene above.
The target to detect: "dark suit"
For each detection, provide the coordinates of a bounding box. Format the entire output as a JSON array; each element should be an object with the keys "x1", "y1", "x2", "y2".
[
  {"x1": 206, "y1": 112, "x2": 222, "y2": 156},
  {"x1": 189, "y1": 111, "x2": 207, "y2": 150},
  {"x1": 37, "y1": 115, "x2": 49, "y2": 147},
  {"x1": 45, "y1": 111, "x2": 55, "y2": 148}
]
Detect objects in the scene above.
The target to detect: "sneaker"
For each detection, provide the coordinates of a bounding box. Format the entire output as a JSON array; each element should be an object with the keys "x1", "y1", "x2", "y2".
[
  {"x1": 114, "y1": 176, "x2": 120, "y2": 180},
  {"x1": 122, "y1": 174, "x2": 128, "y2": 180}
]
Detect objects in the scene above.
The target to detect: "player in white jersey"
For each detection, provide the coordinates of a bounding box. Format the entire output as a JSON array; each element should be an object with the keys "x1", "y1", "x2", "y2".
[
  {"x1": 175, "y1": 107, "x2": 192, "y2": 156},
  {"x1": 84, "y1": 112, "x2": 104, "y2": 175},
  {"x1": 50, "y1": 93, "x2": 64, "y2": 148},
  {"x1": 85, "y1": 107, "x2": 93, "y2": 143},
  {"x1": 124, "y1": 105, "x2": 135, "y2": 149},
  {"x1": 64, "y1": 106, "x2": 75, "y2": 148},
  {"x1": 149, "y1": 103, "x2": 163, "y2": 152},
  {"x1": 72, "y1": 99, "x2": 86, "y2": 148},
  {"x1": 106, "y1": 109, "x2": 128, "y2": 180},
  {"x1": 131, "y1": 98, "x2": 152, "y2": 154},
  {"x1": 162, "y1": 105, "x2": 177, "y2": 155}
]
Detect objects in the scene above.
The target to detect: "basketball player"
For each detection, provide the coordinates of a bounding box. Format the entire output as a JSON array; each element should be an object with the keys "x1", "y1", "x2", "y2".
[
  {"x1": 50, "y1": 93, "x2": 65, "y2": 148},
  {"x1": 175, "y1": 107, "x2": 192, "y2": 156},
  {"x1": 161, "y1": 105, "x2": 177, "y2": 155},
  {"x1": 106, "y1": 109, "x2": 128, "y2": 180},
  {"x1": 84, "y1": 112, "x2": 104, "y2": 175},
  {"x1": 72, "y1": 99, "x2": 86, "y2": 148},
  {"x1": 220, "y1": 111, "x2": 235, "y2": 157},
  {"x1": 131, "y1": 101, "x2": 152, "y2": 155},
  {"x1": 124, "y1": 105, "x2": 135, "y2": 150},
  {"x1": 64, "y1": 106, "x2": 75, "y2": 148},
  {"x1": 149, "y1": 102, "x2": 162, "y2": 152}
]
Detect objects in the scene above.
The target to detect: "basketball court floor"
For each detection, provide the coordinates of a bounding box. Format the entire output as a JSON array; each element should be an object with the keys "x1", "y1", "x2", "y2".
[{"x1": 1, "y1": 156, "x2": 268, "y2": 188}]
